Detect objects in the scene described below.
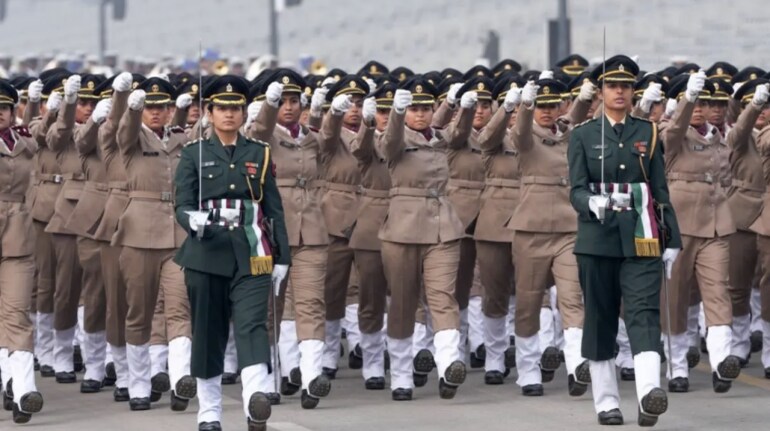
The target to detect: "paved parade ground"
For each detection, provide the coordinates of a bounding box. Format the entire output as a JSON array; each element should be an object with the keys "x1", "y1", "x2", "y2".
[{"x1": 13, "y1": 349, "x2": 769, "y2": 431}]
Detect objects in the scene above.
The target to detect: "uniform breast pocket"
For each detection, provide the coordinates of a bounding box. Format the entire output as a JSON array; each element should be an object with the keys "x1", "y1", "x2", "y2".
[
  {"x1": 202, "y1": 165, "x2": 224, "y2": 180},
  {"x1": 588, "y1": 146, "x2": 613, "y2": 160},
  {"x1": 629, "y1": 147, "x2": 650, "y2": 173}
]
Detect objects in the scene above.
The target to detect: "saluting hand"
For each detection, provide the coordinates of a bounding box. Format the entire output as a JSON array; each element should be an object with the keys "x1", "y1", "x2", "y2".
[
  {"x1": 752, "y1": 84, "x2": 769, "y2": 106},
  {"x1": 502, "y1": 88, "x2": 522, "y2": 113},
  {"x1": 128, "y1": 89, "x2": 146, "y2": 111},
  {"x1": 460, "y1": 90, "x2": 478, "y2": 109},
  {"x1": 28, "y1": 80, "x2": 43, "y2": 103},
  {"x1": 112, "y1": 72, "x2": 133, "y2": 92},
  {"x1": 521, "y1": 81, "x2": 539, "y2": 106},
  {"x1": 246, "y1": 101, "x2": 263, "y2": 129},
  {"x1": 393, "y1": 89, "x2": 413, "y2": 114},
  {"x1": 331, "y1": 94, "x2": 353, "y2": 115},
  {"x1": 92, "y1": 99, "x2": 113, "y2": 125},
  {"x1": 64, "y1": 75, "x2": 81, "y2": 104},
  {"x1": 664, "y1": 98, "x2": 677, "y2": 119},
  {"x1": 538, "y1": 70, "x2": 554, "y2": 80},
  {"x1": 362, "y1": 97, "x2": 376, "y2": 124},
  {"x1": 176, "y1": 93, "x2": 193, "y2": 110},
  {"x1": 365, "y1": 78, "x2": 377, "y2": 97},
  {"x1": 265, "y1": 82, "x2": 284, "y2": 108},
  {"x1": 640, "y1": 83, "x2": 663, "y2": 113},
  {"x1": 46, "y1": 91, "x2": 63, "y2": 113},
  {"x1": 310, "y1": 87, "x2": 329, "y2": 115},
  {"x1": 684, "y1": 69, "x2": 706, "y2": 102},
  {"x1": 446, "y1": 83, "x2": 463, "y2": 106},
  {"x1": 578, "y1": 79, "x2": 597, "y2": 102}
]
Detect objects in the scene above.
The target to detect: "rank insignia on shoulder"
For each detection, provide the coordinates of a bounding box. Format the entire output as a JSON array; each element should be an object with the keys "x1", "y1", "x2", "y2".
[
  {"x1": 11, "y1": 125, "x2": 31, "y2": 137},
  {"x1": 184, "y1": 138, "x2": 202, "y2": 147},
  {"x1": 633, "y1": 141, "x2": 647, "y2": 153},
  {"x1": 575, "y1": 118, "x2": 597, "y2": 128}
]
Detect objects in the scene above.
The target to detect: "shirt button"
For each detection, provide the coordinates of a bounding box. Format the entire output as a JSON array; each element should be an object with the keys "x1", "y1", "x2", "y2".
[
  {"x1": 618, "y1": 143, "x2": 624, "y2": 148},
  {"x1": 229, "y1": 226, "x2": 235, "y2": 231},
  {"x1": 230, "y1": 164, "x2": 235, "y2": 169},
  {"x1": 208, "y1": 174, "x2": 213, "y2": 178},
  {"x1": 620, "y1": 164, "x2": 626, "y2": 170},
  {"x1": 229, "y1": 184, "x2": 236, "y2": 190}
]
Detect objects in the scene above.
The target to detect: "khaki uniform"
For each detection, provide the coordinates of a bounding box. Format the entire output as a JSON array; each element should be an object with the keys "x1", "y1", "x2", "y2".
[
  {"x1": 115, "y1": 107, "x2": 190, "y2": 346},
  {"x1": 660, "y1": 100, "x2": 735, "y2": 336},
  {"x1": 475, "y1": 107, "x2": 520, "y2": 318},
  {"x1": 44, "y1": 101, "x2": 84, "y2": 333},
  {"x1": 750, "y1": 125, "x2": 770, "y2": 323},
  {"x1": 249, "y1": 102, "x2": 328, "y2": 342}
]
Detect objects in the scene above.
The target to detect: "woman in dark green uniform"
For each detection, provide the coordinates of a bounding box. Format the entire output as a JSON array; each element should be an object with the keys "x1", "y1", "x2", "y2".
[
  {"x1": 567, "y1": 56, "x2": 682, "y2": 427},
  {"x1": 174, "y1": 75, "x2": 291, "y2": 431}
]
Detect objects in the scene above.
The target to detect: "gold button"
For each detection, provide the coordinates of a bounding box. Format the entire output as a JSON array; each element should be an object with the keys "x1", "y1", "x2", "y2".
[
  {"x1": 208, "y1": 174, "x2": 213, "y2": 178},
  {"x1": 229, "y1": 184, "x2": 236, "y2": 190},
  {"x1": 230, "y1": 164, "x2": 235, "y2": 169},
  {"x1": 620, "y1": 164, "x2": 626, "y2": 170}
]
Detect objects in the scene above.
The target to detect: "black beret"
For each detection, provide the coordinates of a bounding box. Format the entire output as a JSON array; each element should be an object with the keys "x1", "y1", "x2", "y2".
[
  {"x1": 0, "y1": 79, "x2": 19, "y2": 106},
  {"x1": 358, "y1": 61, "x2": 389, "y2": 79},
  {"x1": 733, "y1": 78, "x2": 769, "y2": 104},
  {"x1": 390, "y1": 67, "x2": 415, "y2": 82},
  {"x1": 440, "y1": 68, "x2": 462, "y2": 81},
  {"x1": 398, "y1": 75, "x2": 437, "y2": 105},
  {"x1": 709, "y1": 78, "x2": 733, "y2": 102},
  {"x1": 270, "y1": 68, "x2": 306, "y2": 94},
  {"x1": 436, "y1": 76, "x2": 463, "y2": 102},
  {"x1": 674, "y1": 63, "x2": 701, "y2": 76},
  {"x1": 492, "y1": 59, "x2": 522, "y2": 76},
  {"x1": 456, "y1": 76, "x2": 494, "y2": 101},
  {"x1": 41, "y1": 71, "x2": 73, "y2": 97},
  {"x1": 665, "y1": 74, "x2": 715, "y2": 101},
  {"x1": 493, "y1": 74, "x2": 526, "y2": 103},
  {"x1": 325, "y1": 75, "x2": 370, "y2": 102},
  {"x1": 590, "y1": 55, "x2": 639, "y2": 84},
  {"x1": 705, "y1": 62, "x2": 738, "y2": 80},
  {"x1": 203, "y1": 75, "x2": 249, "y2": 106},
  {"x1": 137, "y1": 77, "x2": 176, "y2": 105},
  {"x1": 732, "y1": 66, "x2": 766, "y2": 85},
  {"x1": 554, "y1": 54, "x2": 589, "y2": 76},
  {"x1": 463, "y1": 65, "x2": 493, "y2": 80},
  {"x1": 79, "y1": 74, "x2": 106, "y2": 100},
  {"x1": 372, "y1": 81, "x2": 397, "y2": 109},
  {"x1": 534, "y1": 79, "x2": 567, "y2": 105},
  {"x1": 633, "y1": 74, "x2": 669, "y2": 100}
]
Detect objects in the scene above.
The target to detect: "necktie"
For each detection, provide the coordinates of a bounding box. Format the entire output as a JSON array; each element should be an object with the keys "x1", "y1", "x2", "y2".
[
  {"x1": 613, "y1": 123, "x2": 624, "y2": 137},
  {"x1": 696, "y1": 124, "x2": 708, "y2": 137},
  {"x1": 419, "y1": 128, "x2": 432, "y2": 141},
  {"x1": 550, "y1": 125, "x2": 558, "y2": 134},
  {"x1": 287, "y1": 123, "x2": 300, "y2": 139},
  {"x1": 0, "y1": 128, "x2": 14, "y2": 152}
]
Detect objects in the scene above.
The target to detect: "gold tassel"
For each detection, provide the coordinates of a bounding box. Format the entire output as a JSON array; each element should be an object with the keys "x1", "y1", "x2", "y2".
[
  {"x1": 250, "y1": 256, "x2": 274, "y2": 276},
  {"x1": 635, "y1": 238, "x2": 661, "y2": 257}
]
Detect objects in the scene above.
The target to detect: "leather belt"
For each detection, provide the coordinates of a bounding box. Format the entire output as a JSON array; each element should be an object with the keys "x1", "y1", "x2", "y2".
[
  {"x1": 39, "y1": 173, "x2": 64, "y2": 184},
  {"x1": 0, "y1": 193, "x2": 24, "y2": 202},
  {"x1": 520, "y1": 175, "x2": 569, "y2": 186},
  {"x1": 325, "y1": 182, "x2": 363, "y2": 194},
  {"x1": 668, "y1": 172, "x2": 718, "y2": 184},
  {"x1": 86, "y1": 182, "x2": 109, "y2": 192},
  {"x1": 732, "y1": 178, "x2": 765, "y2": 193},
  {"x1": 485, "y1": 178, "x2": 521, "y2": 188},
  {"x1": 448, "y1": 179, "x2": 485, "y2": 190},
  {"x1": 108, "y1": 181, "x2": 129, "y2": 191},
  {"x1": 360, "y1": 188, "x2": 389, "y2": 198},
  {"x1": 128, "y1": 191, "x2": 174, "y2": 202},
  {"x1": 62, "y1": 172, "x2": 86, "y2": 181},
  {"x1": 276, "y1": 178, "x2": 324, "y2": 189},
  {"x1": 389, "y1": 187, "x2": 445, "y2": 198}
]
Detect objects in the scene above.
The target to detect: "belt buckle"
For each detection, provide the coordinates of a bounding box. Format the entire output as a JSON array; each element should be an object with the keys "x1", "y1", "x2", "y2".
[
  {"x1": 356, "y1": 185, "x2": 364, "y2": 195},
  {"x1": 428, "y1": 188, "x2": 439, "y2": 198},
  {"x1": 53, "y1": 175, "x2": 63, "y2": 184},
  {"x1": 160, "y1": 191, "x2": 172, "y2": 202},
  {"x1": 559, "y1": 177, "x2": 568, "y2": 186},
  {"x1": 296, "y1": 177, "x2": 307, "y2": 188},
  {"x1": 704, "y1": 173, "x2": 713, "y2": 184}
]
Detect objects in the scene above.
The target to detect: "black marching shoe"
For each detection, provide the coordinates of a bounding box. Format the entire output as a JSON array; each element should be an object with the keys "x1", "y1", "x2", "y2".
[
  {"x1": 686, "y1": 346, "x2": 701, "y2": 368},
  {"x1": 713, "y1": 355, "x2": 741, "y2": 393},
  {"x1": 700, "y1": 336, "x2": 708, "y2": 353},
  {"x1": 667, "y1": 377, "x2": 689, "y2": 393},
  {"x1": 540, "y1": 368, "x2": 555, "y2": 383},
  {"x1": 522, "y1": 384, "x2": 544, "y2": 396},
  {"x1": 470, "y1": 345, "x2": 486, "y2": 369},
  {"x1": 103, "y1": 362, "x2": 117, "y2": 387},
  {"x1": 540, "y1": 346, "x2": 561, "y2": 382},
  {"x1": 484, "y1": 370, "x2": 505, "y2": 385},
  {"x1": 198, "y1": 421, "x2": 223, "y2": 431},
  {"x1": 620, "y1": 368, "x2": 635, "y2": 381},
  {"x1": 598, "y1": 408, "x2": 624, "y2": 426},
  {"x1": 738, "y1": 354, "x2": 751, "y2": 368},
  {"x1": 280, "y1": 367, "x2": 301, "y2": 395},
  {"x1": 412, "y1": 349, "x2": 435, "y2": 387},
  {"x1": 12, "y1": 404, "x2": 31, "y2": 424},
  {"x1": 221, "y1": 372, "x2": 239, "y2": 385},
  {"x1": 321, "y1": 367, "x2": 337, "y2": 380},
  {"x1": 504, "y1": 346, "x2": 516, "y2": 369},
  {"x1": 266, "y1": 392, "x2": 281, "y2": 405},
  {"x1": 150, "y1": 372, "x2": 170, "y2": 402},
  {"x1": 175, "y1": 375, "x2": 198, "y2": 400},
  {"x1": 438, "y1": 360, "x2": 466, "y2": 399},
  {"x1": 73, "y1": 346, "x2": 84, "y2": 372},
  {"x1": 129, "y1": 397, "x2": 151, "y2": 411},
  {"x1": 300, "y1": 390, "x2": 319, "y2": 409},
  {"x1": 391, "y1": 388, "x2": 412, "y2": 401},
  {"x1": 348, "y1": 344, "x2": 363, "y2": 369},
  {"x1": 247, "y1": 392, "x2": 271, "y2": 431},
  {"x1": 19, "y1": 391, "x2": 43, "y2": 415},
  {"x1": 113, "y1": 387, "x2": 130, "y2": 402},
  {"x1": 413, "y1": 373, "x2": 428, "y2": 387},
  {"x1": 638, "y1": 388, "x2": 668, "y2": 427},
  {"x1": 300, "y1": 375, "x2": 330, "y2": 409},
  {"x1": 170, "y1": 391, "x2": 189, "y2": 411},
  {"x1": 568, "y1": 360, "x2": 591, "y2": 396},
  {"x1": 39, "y1": 365, "x2": 55, "y2": 378},
  {"x1": 764, "y1": 367, "x2": 770, "y2": 379},
  {"x1": 3, "y1": 379, "x2": 13, "y2": 411},
  {"x1": 365, "y1": 376, "x2": 386, "y2": 390},
  {"x1": 80, "y1": 379, "x2": 103, "y2": 393},
  {"x1": 55, "y1": 371, "x2": 76, "y2": 384},
  {"x1": 750, "y1": 330, "x2": 763, "y2": 353}
]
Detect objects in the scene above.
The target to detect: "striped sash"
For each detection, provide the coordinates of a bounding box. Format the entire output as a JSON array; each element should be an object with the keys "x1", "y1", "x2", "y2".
[{"x1": 589, "y1": 182, "x2": 661, "y2": 257}]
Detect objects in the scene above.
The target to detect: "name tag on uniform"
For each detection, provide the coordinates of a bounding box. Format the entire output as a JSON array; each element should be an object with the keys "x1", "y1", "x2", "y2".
[
  {"x1": 543, "y1": 139, "x2": 556, "y2": 146},
  {"x1": 504, "y1": 150, "x2": 518, "y2": 155},
  {"x1": 693, "y1": 144, "x2": 705, "y2": 151},
  {"x1": 405, "y1": 146, "x2": 419, "y2": 152},
  {"x1": 202, "y1": 161, "x2": 217, "y2": 167},
  {"x1": 592, "y1": 144, "x2": 607, "y2": 150},
  {"x1": 279, "y1": 141, "x2": 297, "y2": 148},
  {"x1": 471, "y1": 148, "x2": 482, "y2": 154},
  {"x1": 142, "y1": 151, "x2": 159, "y2": 156}
]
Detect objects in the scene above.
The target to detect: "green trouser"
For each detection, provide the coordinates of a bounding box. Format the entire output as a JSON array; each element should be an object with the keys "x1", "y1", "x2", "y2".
[
  {"x1": 576, "y1": 254, "x2": 662, "y2": 361},
  {"x1": 185, "y1": 269, "x2": 271, "y2": 379}
]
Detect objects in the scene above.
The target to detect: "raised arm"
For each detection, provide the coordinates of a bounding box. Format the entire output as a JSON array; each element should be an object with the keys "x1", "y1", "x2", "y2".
[
  {"x1": 727, "y1": 103, "x2": 763, "y2": 156},
  {"x1": 443, "y1": 106, "x2": 474, "y2": 149},
  {"x1": 349, "y1": 118, "x2": 376, "y2": 164},
  {"x1": 319, "y1": 109, "x2": 343, "y2": 161},
  {"x1": 117, "y1": 103, "x2": 143, "y2": 159},
  {"x1": 564, "y1": 97, "x2": 591, "y2": 126},
  {"x1": 512, "y1": 104, "x2": 535, "y2": 152},
  {"x1": 30, "y1": 109, "x2": 57, "y2": 148},
  {"x1": 170, "y1": 104, "x2": 188, "y2": 128},
  {"x1": 431, "y1": 99, "x2": 455, "y2": 129},
  {"x1": 75, "y1": 117, "x2": 100, "y2": 156},
  {"x1": 248, "y1": 101, "x2": 278, "y2": 142},
  {"x1": 23, "y1": 100, "x2": 40, "y2": 126},
  {"x1": 478, "y1": 106, "x2": 512, "y2": 155},
  {"x1": 377, "y1": 108, "x2": 406, "y2": 162},
  {"x1": 661, "y1": 98, "x2": 695, "y2": 158},
  {"x1": 46, "y1": 98, "x2": 76, "y2": 152}
]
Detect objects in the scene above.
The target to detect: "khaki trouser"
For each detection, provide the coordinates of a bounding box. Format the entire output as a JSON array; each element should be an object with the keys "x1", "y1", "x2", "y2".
[
  {"x1": 354, "y1": 250, "x2": 388, "y2": 334},
  {"x1": 102, "y1": 243, "x2": 128, "y2": 346},
  {"x1": 512, "y1": 232, "x2": 583, "y2": 337},
  {"x1": 346, "y1": 264, "x2": 359, "y2": 306},
  {"x1": 0, "y1": 256, "x2": 36, "y2": 352},
  {"x1": 51, "y1": 233, "x2": 83, "y2": 330},
  {"x1": 728, "y1": 230, "x2": 758, "y2": 317},
  {"x1": 77, "y1": 237, "x2": 106, "y2": 333},
  {"x1": 663, "y1": 235, "x2": 732, "y2": 335},
  {"x1": 324, "y1": 236, "x2": 354, "y2": 321},
  {"x1": 455, "y1": 237, "x2": 476, "y2": 310},
  {"x1": 119, "y1": 247, "x2": 191, "y2": 345},
  {"x1": 382, "y1": 240, "x2": 460, "y2": 339},
  {"x1": 754, "y1": 235, "x2": 770, "y2": 321},
  {"x1": 150, "y1": 289, "x2": 167, "y2": 346},
  {"x1": 476, "y1": 240, "x2": 515, "y2": 318},
  {"x1": 34, "y1": 221, "x2": 56, "y2": 314},
  {"x1": 271, "y1": 245, "x2": 327, "y2": 342}
]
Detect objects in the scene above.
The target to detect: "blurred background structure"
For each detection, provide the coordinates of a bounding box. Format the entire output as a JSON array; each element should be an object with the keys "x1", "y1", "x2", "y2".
[{"x1": 0, "y1": 0, "x2": 766, "y2": 77}]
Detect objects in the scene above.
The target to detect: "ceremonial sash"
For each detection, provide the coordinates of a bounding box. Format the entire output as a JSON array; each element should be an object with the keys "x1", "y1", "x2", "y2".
[{"x1": 589, "y1": 182, "x2": 661, "y2": 257}]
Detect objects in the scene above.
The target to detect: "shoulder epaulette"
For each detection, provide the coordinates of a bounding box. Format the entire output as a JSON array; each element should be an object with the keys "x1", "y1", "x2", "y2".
[
  {"x1": 629, "y1": 114, "x2": 652, "y2": 124},
  {"x1": 169, "y1": 126, "x2": 185, "y2": 134},
  {"x1": 11, "y1": 125, "x2": 31, "y2": 138},
  {"x1": 183, "y1": 138, "x2": 203, "y2": 148},
  {"x1": 574, "y1": 117, "x2": 598, "y2": 129},
  {"x1": 244, "y1": 136, "x2": 269, "y2": 147}
]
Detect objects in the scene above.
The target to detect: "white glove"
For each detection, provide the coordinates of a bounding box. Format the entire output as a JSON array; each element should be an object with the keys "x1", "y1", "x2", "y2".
[
  {"x1": 64, "y1": 75, "x2": 81, "y2": 104},
  {"x1": 46, "y1": 91, "x2": 63, "y2": 113},
  {"x1": 362, "y1": 97, "x2": 376, "y2": 123},
  {"x1": 639, "y1": 83, "x2": 663, "y2": 113},
  {"x1": 331, "y1": 94, "x2": 352, "y2": 115},
  {"x1": 365, "y1": 78, "x2": 377, "y2": 96},
  {"x1": 460, "y1": 91, "x2": 478, "y2": 109},
  {"x1": 521, "y1": 81, "x2": 539, "y2": 106},
  {"x1": 578, "y1": 80, "x2": 597, "y2": 102},
  {"x1": 732, "y1": 81, "x2": 744, "y2": 96},
  {"x1": 662, "y1": 248, "x2": 680, "y2": 280},
  {"x1": 502, "y1": 88, "x2": 522, "y2": 113},
  {"x1": 664, "y1": 98, "x2": 677, "y2": 118},
  {"x1": 246, "y1": 101, "x2": 263, "y2": 129},
  {"x1": 300, "y1": 92, "x2": 309, "y2": 108},
  {"x1": 752, "y1": 84, "x2": 770, "y2": 106},
  {"x1": 321, "y1": 77, "x2": 336, "y2": 87},
  {"x1": 92, "y1": 99, "x2": 112, "y2": 124},
  {"x1": 186, "y1": 210, "x2": 210, "y2": 238},
  {"x1": 393, "y1": 89, "x2": 413, "y2": 114},
  {"x1": 28, "y1": 80, "x2": 43, "y2": 103},
  {"x1": 310, "y1": 86, "x2": 329, "y2": 115},
  {"x1": 539, "y1": 70, "x2": 554, "y2": 80},
  {"x1": 128, "y1": 89, "x2": 146, "y2": 111},
  {"x1": 684, "y1": 70, "x2": 706, "y2": 102},
  {"x1": 201, "y1": 113, "x2": 209, "y2": 128},
  {"x1": 272, "y1": 264, "x2": 289, "y2": 296},
  {"x1": 265, "y1": 82, "x2": 284, "y2": 108},
  {"x1": 446, "y1": 83, "x2": 463, "y2": 106},
  {"x1": 588, "y1": 195, "x2": 610, "y2": 220},
  {"x1": 176, "y1": 93, "x2": 193, "y2": 110},
  {"x1": 112, "y1": 72, "x2": 133, "y2": 92}
]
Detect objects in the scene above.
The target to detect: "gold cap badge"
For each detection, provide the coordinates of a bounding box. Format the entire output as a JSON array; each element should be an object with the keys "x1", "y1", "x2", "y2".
[
  {"x1": 282, "y1": 76, "x2": 290, "y2": 84},
  {"x1": 477, "y1": 82, "x2": 485, "y2": 91},
  {"x1": 151, "y1": 84, "x2": 160, "y2": 92},
  {"x1": 87, "y1": 81, "x2": 95, "y2": 89},
  {"x1": 226, "y1": 83, "x2": 233, "y2": 92},
  {"x1": 350, "y1": 81, "x2": 357, "y2": 88},
  {"x1": 543, "y1": 86, "x2": 551, "y2": 94},
  {"x1": 618, "y1": 64, "x2": 625, "y2": 72},
  {"x1": 415, "y1": 85, "x2": 423, "y2": 94}
]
